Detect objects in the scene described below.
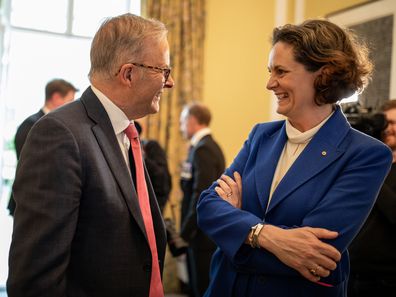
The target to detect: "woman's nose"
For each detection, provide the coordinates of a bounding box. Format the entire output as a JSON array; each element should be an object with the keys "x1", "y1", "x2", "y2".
[{"x1": 266, "y1": 75, "x2": 278, "y2": 90}]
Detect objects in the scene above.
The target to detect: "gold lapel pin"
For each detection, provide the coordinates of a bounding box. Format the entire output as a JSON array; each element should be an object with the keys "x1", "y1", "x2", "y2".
[{"x1": 321, "y1": 151, "x2": 327, "y2": 156}]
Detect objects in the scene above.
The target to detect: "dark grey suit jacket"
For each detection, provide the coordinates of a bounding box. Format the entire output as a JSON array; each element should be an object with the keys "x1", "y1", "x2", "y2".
[
  {"x1": 7, "y1": 87, "x2": 166, "y2": 297},
  {"x1": 8, "y1": 109, "x2": 45, "y2": 215}
]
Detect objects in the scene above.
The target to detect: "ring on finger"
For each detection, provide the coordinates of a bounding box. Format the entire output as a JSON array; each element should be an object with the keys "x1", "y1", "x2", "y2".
[
  {"x1": 309, "y1": 265, "x2": 320, "y2": 276},
  {"x1": 226, "y1": 192, "x2": 232, "y2": 197}
]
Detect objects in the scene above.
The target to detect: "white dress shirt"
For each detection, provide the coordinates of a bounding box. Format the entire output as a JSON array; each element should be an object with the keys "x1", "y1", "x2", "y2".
[{"x1": 91, "y1": 85, "x2": 132, "y2": 170}]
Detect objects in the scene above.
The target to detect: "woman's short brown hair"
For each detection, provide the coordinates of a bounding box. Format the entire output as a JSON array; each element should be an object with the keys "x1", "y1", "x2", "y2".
[{"x1": 272, "y1": 19, "x2": 373, "y2": 105}]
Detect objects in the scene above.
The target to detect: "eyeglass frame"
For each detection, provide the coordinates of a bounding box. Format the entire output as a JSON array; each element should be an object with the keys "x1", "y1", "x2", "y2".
[{"x1": 116, "y1": 62, "x2": 171, "y2": 83}]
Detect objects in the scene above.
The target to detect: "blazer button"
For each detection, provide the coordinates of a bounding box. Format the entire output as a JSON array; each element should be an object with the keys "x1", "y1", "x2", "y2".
[{"x1": 143, "y1": 262, "x2": 152, "y2": 272}]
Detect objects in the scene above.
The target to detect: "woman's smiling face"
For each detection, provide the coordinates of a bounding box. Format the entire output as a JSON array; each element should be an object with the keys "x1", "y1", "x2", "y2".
[{"x1": 266, "y1": 41, "x2": 321, "y2": 128}]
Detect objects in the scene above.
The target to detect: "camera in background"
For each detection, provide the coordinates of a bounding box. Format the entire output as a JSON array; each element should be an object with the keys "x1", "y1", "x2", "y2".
[{"x1": 342, "y1": 102, "x2": 387, "y2": 141}]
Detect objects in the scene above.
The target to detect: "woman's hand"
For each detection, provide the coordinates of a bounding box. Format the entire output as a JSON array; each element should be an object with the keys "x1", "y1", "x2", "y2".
[
  {"x1": 215, "y1": 172, "x2": 242, "y2": 209},
  {"x1": 258, "y1": 224, "x2": 341, "y2": 283}
]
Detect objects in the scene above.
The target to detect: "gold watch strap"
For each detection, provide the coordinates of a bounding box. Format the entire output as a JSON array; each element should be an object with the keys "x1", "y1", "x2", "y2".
[{"x1": 250, "y1": 223, "x2": 264, "y2": 248}]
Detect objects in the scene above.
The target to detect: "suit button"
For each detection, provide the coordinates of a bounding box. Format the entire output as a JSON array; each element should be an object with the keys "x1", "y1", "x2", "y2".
[{"x1": 143, "y1": 262, "x2": 152, "y2": 272}]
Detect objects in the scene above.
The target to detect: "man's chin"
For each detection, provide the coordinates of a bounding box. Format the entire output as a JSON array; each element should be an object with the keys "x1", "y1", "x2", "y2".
[{"x1": 150, "y1": 102, "x2": 160, "y2": 114}]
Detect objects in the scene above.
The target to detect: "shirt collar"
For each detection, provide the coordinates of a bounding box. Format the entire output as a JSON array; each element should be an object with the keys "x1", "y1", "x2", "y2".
[
  {"x1": 190, "y1": 127, "x2": 211, "y2": 147},
  {"x1": 42, "y1": 106, "x2": 50, "y2": 114},
  {"x1": 286, "y1": 110, "x2": 334, "y2": 144},
  {"x1": 91, "y1": 85, "x2": 131, "y2": 134}
]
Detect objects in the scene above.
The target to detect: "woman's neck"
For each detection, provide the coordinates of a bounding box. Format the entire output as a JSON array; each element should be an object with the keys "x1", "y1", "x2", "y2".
[{"x1": 289, "y1": 104, "x2": 335, "y2": 132}]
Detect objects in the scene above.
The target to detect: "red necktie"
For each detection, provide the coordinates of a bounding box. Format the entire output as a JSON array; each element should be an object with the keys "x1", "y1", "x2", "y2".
[{"x1": 124, "y1": 123, "x2": 164, "y2": 297}]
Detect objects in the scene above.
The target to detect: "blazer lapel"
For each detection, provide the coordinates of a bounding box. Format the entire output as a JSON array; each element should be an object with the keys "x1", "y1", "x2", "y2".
[
  {"x1": 267, "y1": 107, "x2": 349, "y2": 214},
  {"x1": 81, "y1": 88, "x2": 147, "y2": 238},
  {"x1": 254, "y1": 124, "x2": 287, "y2": 211}
]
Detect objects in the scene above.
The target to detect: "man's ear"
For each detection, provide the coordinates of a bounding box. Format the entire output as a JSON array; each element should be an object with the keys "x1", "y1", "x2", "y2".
[
  {"x1": 118, "y1": 65, "x2": 133, "y2": 85},
  {"x1": 126, "y1": 68, "x2": 132, "y2": 81}
]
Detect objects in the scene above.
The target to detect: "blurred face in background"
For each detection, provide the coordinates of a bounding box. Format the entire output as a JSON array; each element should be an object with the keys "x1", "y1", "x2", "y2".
[
  {"x1": 383, "y1": 108, "x2": 396, "y2": 151},
  {"x1": 180, "y1": 108, "x2": 198, "y2": 140},
  {"x1": 50, "y1": 90, "x2": 76, "y2": 110}
]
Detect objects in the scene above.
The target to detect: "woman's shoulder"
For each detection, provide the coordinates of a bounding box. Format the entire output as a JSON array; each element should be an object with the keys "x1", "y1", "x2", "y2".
[
  {"x1": 345, "y1": 128, "x2": 392, "y2": 161},
  {"x1": 248, "y1": 120, "x2": 285, "y2": 138}
]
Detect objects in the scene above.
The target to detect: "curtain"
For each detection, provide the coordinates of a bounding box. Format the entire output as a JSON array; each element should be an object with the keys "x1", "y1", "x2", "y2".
[
  {"x1": 144, "y1": 0, "x2": 206, "y2": 216},
  {"x1": 144, "y1": 0, "x2": 206, "y2": 293}
]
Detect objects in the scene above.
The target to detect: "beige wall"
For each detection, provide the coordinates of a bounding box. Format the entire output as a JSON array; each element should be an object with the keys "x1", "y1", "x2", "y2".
[
  {"x1": 203, "y1": 0, "x2": 368, "y2": 165},
  {"x1": 304, "y1": 0, "x2": 371, "y2": 19},
  {"x1": 203, "y1": 0, "x2": 275, "y2": 165}
]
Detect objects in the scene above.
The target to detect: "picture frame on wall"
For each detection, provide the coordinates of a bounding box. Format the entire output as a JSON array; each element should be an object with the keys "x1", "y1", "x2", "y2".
[{"x1": 327, "y1": 0, "x2": 396, "y2": 109}]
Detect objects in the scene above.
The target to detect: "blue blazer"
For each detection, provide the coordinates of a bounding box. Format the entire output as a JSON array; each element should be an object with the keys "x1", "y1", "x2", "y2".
[{"x1": 197, "y1": 106, "x2": 392, "y2": 297}]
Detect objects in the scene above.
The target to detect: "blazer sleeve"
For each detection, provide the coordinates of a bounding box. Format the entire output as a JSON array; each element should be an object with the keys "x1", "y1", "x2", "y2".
[
  {"x1": 8, "y1": 116, "x2": 82, "y2": 297},
  {"x1": 197, "y1": 125, "x2": 263, "y2": 255}
]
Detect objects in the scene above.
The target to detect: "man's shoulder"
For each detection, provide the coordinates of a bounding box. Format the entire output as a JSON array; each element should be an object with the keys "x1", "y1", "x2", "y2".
[
  {"x1": 194, "y1": 135, "x2": 225, "y2": 161},
  {"x1": 16, "y1": 110, "x2": 44, "y2": 135},
  {"x1": 196, "y1": 134, "x2": 220, "y2": 149},
  {"x1": 45, "y1": 99, "x2": 86, "y2": 123}
]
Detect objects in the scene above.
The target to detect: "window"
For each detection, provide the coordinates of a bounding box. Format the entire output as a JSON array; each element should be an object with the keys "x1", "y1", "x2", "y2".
[{"x1": 0, "y1": 0, "x2": 141, "y2": 286}]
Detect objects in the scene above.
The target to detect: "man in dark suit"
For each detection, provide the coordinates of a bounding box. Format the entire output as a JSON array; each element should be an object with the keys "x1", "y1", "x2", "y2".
[
  {"x1": 179, "y1": 102, "x2": 225, "y2": 297},
  {"x1": 7, "y1": 13, "x2": 174, "y2": 297},
  {"x1": 7, "y1": 78, "x2": 77, "y2": 215}
]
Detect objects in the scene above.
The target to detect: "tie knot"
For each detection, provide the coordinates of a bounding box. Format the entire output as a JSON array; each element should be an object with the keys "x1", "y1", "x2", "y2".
[{"x1": 124, "y1": 123, "x2": 139, "y2": 140}]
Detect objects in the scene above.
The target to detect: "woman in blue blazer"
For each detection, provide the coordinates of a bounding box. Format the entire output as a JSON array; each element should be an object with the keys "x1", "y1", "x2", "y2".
[{"x1": 197, "y1": 19, "x2": 392, "y2": 297}]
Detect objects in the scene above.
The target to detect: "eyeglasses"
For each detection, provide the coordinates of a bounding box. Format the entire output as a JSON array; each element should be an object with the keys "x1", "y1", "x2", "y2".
[
  {"x1": 132, "y1": 63, "x2": 171, "y2": 83},
  {"x1": 116, "y1": 62, "x2": 171, "y2": 83}
]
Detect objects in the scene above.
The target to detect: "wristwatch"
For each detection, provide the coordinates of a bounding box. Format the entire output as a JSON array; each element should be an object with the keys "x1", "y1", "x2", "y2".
[{"x1": 249, "y1": 223, "x2": 264, "y2": 248}]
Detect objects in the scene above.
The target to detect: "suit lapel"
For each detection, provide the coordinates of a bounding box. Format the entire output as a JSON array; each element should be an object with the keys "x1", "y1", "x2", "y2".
[
  {"x1": 254, "y1": 124, "x2": 287, "y2": 211},
  {"x1": 266, "y1": 107, "x2": 349, "y2": 214},
  {"x1": 80, "y1": 87, "x2": 147, "y2": 238}
]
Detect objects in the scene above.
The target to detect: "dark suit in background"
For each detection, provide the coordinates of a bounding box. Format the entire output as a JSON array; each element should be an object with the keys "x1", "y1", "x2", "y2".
[
  {"x1": 8, "y1": 78, "x2": 77, "y2": 216},
  {"x1": 142, "y1": 139, "x2": 172, "y2": 212},
  {"x1": 348, "y1": 164, "x2": 396, "y2": 296},
  {"x1": 180, "y1": 134, "x2": 225, "y2": 297},
  {"x1": 14, "y1": 110, "x2": 45, "y2": 159},
  {"x1": 7, "y1": 110, "x2": 44, "y2": 215}
]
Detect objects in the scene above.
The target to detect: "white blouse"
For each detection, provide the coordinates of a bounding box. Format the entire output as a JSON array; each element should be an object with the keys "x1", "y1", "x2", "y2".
[{"x1": 267, "y1": 112, "x2": 334, "y2": 209}]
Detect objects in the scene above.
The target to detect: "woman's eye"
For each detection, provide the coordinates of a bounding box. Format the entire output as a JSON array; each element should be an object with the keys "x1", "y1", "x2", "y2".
[{"x1": 277, "y1": 69, "x2": 286, "y2": 75}]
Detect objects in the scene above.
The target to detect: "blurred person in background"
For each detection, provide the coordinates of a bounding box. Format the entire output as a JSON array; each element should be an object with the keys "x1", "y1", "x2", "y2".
[{"x1": 179, "y1": 102, "x2": 225, "y2": 297}]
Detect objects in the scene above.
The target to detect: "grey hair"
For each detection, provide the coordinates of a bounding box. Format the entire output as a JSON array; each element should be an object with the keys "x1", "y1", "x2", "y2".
[{"x1": 88, "y1": 13, "x2": 167, "y2": 80}]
